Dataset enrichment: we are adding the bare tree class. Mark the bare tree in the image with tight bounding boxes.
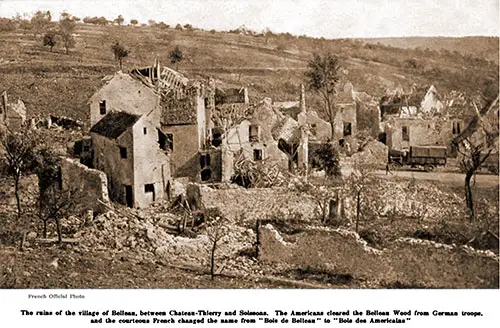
[206,217,228,280]
[304,53,341,137]
[38,184,80,243]
[457,138,494,222]
[114,15,124,26]
[170,45,183,71]
[454,95,499,222]
[111,41,130,70]
[348,163,376,233]
[43,32,56,52]
[0,130,37,218]
[293,178,340,225]
[30,10,51,38]
[263,27,273,44]
[58,12,76,55]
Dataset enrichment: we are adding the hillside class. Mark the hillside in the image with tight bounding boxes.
[357,36,499,64]
[0,24,498,125]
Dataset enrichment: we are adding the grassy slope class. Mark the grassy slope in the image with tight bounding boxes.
[0,24,498,124]
[357,36,499,64]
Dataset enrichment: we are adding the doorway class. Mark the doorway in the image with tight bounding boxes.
[125,185,133,208]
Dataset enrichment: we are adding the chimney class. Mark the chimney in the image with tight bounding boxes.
[300,84,306,113]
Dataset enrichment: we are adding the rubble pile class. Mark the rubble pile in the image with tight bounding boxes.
[77,208,261,275]
[232,156,288,188]
[151,223,260,274]
[369,180,464,220]
[351,138,388,167]
[77,210,158,252]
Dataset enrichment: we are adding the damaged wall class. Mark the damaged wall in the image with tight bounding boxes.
[91,129,134,206]
[334,103,358,150]
[190,184,318,222]
[60,157,109,212]
[162,124,200,180]
[89,72,160,127]
[220,98,290,177]
[304,104,357,150]
[223,119,288,172]
[306,110,331,142]
[259,225,499,288]
[385,117,463,151]
[132,117,171,208]
[1,91,26,131]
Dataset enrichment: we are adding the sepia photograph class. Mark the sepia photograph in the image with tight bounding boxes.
[0,0,498,291]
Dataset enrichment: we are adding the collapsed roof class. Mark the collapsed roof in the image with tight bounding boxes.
[90,111,141,139]
[130,60,200,125]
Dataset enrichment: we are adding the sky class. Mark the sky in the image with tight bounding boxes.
[0,0,498,38]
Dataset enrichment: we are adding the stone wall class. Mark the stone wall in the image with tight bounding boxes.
[259,225,499,288]
[190,184,317,222]
[60,157,109,213]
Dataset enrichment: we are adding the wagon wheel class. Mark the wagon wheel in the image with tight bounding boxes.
[489,166,499,175]
[424,164,435,172]
[389,162,401,171]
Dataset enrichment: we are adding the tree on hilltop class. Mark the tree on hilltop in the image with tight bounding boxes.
[114,15,124,26]
[169,45,183,71]
[111,41,130,70]
[58,12,77,55]
[43,32,56,52]
[31,10,51,38]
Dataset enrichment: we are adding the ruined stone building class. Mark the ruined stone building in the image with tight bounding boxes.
[89,63,214,177]
[90,111,170,208]
[1,90,26,131]
[158,78,213,180]
[199,84,330,181]
[380,85,463,154]
[383,117,464,152]
[275,80,359,153]
[78,61,368,207]
[221,98,290,174]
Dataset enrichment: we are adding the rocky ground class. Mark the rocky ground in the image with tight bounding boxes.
[0,170,498,289]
